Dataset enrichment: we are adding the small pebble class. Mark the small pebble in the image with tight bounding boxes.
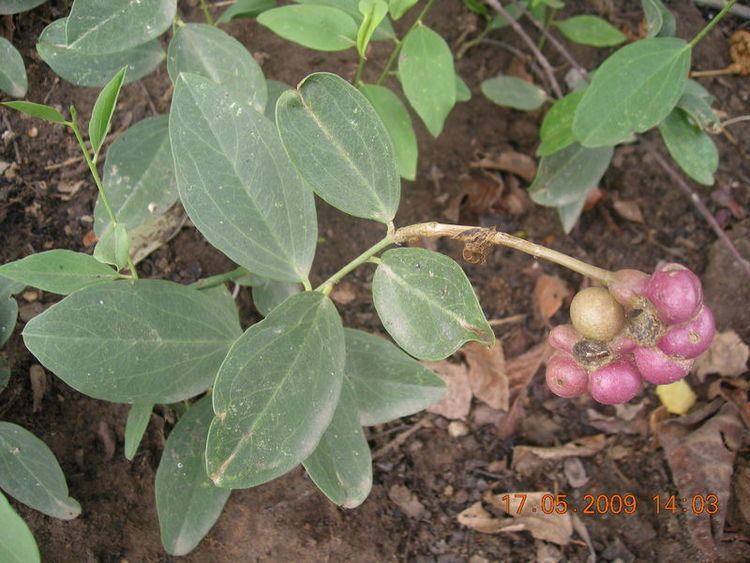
[447,420,469,438]
[28,127,38,138]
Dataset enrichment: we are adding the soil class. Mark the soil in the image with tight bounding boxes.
[1,1,749,562]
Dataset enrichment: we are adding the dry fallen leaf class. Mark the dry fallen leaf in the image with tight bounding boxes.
[130,203,188,264]
[694,330,749,381]
[457,502,525,534]
[512,435,609,476]
[533,275,570,320]
[486,491,573,545]
[470,151,537,183]
[462,341,509,411]
[612,199,644,223]
[424,360,472,420]
[507,342,553,390]
[388,484,426,519]
[29,364,46,413]
[563,457,589,488]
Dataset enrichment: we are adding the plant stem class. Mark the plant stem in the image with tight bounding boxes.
[354,55,366,85]
[317,236,394,294]
[376,0,435,85]
[190,266,249,290]
[689,0,737,48]
[457,22,492,59]
[199,0,215,25]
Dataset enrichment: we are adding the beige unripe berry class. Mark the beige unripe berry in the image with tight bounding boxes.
[570,287,625,342]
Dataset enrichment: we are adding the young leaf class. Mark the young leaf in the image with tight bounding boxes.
[572,38,691,147]
[344,328,445,425]
[399,24,456,137]
[124,402,153,461]
[557,190,588,234]
[65,0,176,53]
[0,37,27,98]
[294,0,396,41]
[0,0,46,14]
[0,250,122,295]
[206,292,345,489]
[264,79,291,123]
[388,0,417,20]
[170,74,317,283]
[356,0,388,58]
[1,101,67,124]
[372,248,494,361]
[0,491,40,563]
[36,18,165,88]
[0,422,81,520]
[455,74,471,103]
[252,279,301,316]
[167,24,268,114]
[93,223,130,271]
[218,0,275,22]
[553,15,626,47]
[529,142,614,207]
[677,81,720,132]
[257,5,357,51]
[538,90,584,156]
[481,74,547,111]
[658,109,718,186]
[276,72,400,223]
[0,290,19,349]
[641,0,676,38]
[88,66,126,155]
[96,115,177,238]
[23,280,241,403]
[359,83,418,181]
[156,396,230,556]
[302,380,372,508]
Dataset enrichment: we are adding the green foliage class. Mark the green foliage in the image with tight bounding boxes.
[0,276,23,349]
[677,79,720,131]
[659,109,718,186]
[538,90,583,156]
[218,0,275,22]
[357,0,388,58]
[0,37,27,98]
[455,75,472,102]
[0,491,40,563]
[481,74,547,111]
[553,15,626,47]
[93,223,131,270]
[124,402,153,460]
[0,0,46,14]
[294,0,396,41]
[89,67,126,155]
[388,0,418,20]
[257,5,357,51]
[641,0,676,38]
[1,101,67,124]
[251,279,301,316]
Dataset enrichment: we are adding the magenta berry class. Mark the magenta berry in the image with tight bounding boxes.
[633,346,693,385]
[549,324,579,354]
[657,306,715,359]
[545,353,589,398]
[644,263,703,325]
[588,357,642,405]
[609,269,649,306]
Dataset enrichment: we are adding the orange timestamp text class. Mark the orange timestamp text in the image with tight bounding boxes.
[500,493,719,516]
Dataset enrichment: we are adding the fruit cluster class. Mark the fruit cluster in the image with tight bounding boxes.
[545,264,715,404]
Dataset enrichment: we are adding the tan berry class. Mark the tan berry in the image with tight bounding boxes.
[570,286,625,342]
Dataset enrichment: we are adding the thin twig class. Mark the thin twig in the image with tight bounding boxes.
[139,81,158,116]
[372,417,432,460]
[693,0,750,19]
[2,114,21,164]
[484,0,563,98]
[480,38,549,86]
[44,155,84,171]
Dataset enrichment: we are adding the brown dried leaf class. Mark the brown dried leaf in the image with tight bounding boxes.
[563,457,589,488]
[28,364,46,413]
[471,151,537,183]
[694,330,749,381]
[512,435,609,475]
[388,484,426,519]
[734,466,750,527]
[507,342,553,390]
[130,203,187,264]
[612,199,644,223]
[485,491,573,545]
[457,502,523,534]
[533,275,570,320]
[462,341,509,411]
[424,360,472,420]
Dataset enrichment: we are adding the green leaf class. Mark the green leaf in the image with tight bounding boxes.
[538,90,584,156]
[294,0,395,41]
[0,422,80,519]
[359,83,418,181]
[455,74,471,103]
[357,0,388,58]
[554,15,626,47]
[677,80,719,132]
[0,358,10,391]
[572,38,691,147]
[23,280,241,403]
[0,250,122,295]
[463,0,487,15]
[170,73,317,283]
[96,115,177,239]
[156,396,230,556]
[388,0,417,20]
[1,101,67,124]
[257,5,357,51]
[529,142,614,207]
[0,278,21,349]
[0,37,27,98]
[557,191,588,234]
[372,248,494,361]
[89,67,126,155]
[658,109,718,186]
[93,223,130,270]
[481,74,547,111]
[167,23,267,114]
[124,402,153,460]
[264,79,291,122]
[0,491,40,563]
[276,72,400,223]
[37,18,165,88]
[0,0,46,15]
[641,0,675,38]
[252,279,301,316]
[489,2,524,29]
[218,0,275,22]
[302,380,371,508]
[206,291,345,489]
[344,328,445,425]
[0,276,24,296]
[65,0,176,53]
[399,24,456,137]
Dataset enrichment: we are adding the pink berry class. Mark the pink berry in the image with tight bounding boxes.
[610,334,636,354]
[633,346,693,385]
[545,353,589,398]
[609,269,649,306]
[645,263,703,325]
[548,324,579,354]
[657,306,715,359]
[588,357,642,405]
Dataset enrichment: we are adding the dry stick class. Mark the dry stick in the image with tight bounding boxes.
[693,0,750,20]
[650,150,750,278]
[372,417,431,460]
[483,0,563,99]
[480,38,548,87]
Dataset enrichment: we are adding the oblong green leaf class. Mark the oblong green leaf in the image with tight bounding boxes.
[0,293,18,348]
[258,5,357,51]
[218,0,275,22]
[641,0,675,38]
[170,73,317,283]
[0,37,27,98]
[1,101,67,124]
[0,422,80,520]
[167,23,267,114]
[554,15,626,47]
[344,328,445,425]
[97,115,177,238]
[294,0,395,41]
[89,66,126,155]
[302,380,371,508]
[372,248,494,361]
[359,83,418,181]
[481,75,547,111]
[0,0,46,15]
[455,74,471,103]
[557,191,588,234]
[124,402,153,460]
[0,250,122,295]
[252,278,301,316]
[276,72,400,223]
[659,109,718,186]
[23,280,241,403]
[388,0,417,20]
[65,0,176,53]
[399,24,456,137]
[93,223,130,270]
[529,142,614,207]
[206,291,345,489]
[538,90,584,156]
[0,491,40,563]
[37,18,165,88]
[156,396,230,556]
[572,38,691,147]
[356,0,388,57]
[677,80,719,132]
